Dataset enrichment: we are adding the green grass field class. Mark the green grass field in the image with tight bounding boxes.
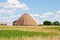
[0,26,60,40]
[0,30,58,38]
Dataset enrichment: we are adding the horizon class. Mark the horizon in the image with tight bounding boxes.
[0,0,60,26]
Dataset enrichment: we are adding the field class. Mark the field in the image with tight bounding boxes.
[0,26,60,40]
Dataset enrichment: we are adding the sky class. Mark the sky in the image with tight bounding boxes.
[0,0,60,26]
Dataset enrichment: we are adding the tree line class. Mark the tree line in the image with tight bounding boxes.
[43,21,60,25]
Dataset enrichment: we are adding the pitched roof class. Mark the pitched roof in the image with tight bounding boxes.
[13,13,37,26]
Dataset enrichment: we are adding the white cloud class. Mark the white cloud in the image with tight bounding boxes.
[0,0,29,10]
[30,14,39,17]
[7,0,19,4]
[0,8,16,14]
[5,9,16,14]
[54,10,60,19]
[20,2,29,10]
[9,15,16,18]
[40,12,54,18]
[0,0,29,14]
[0,9,5,13]
[0,14,1,16]
[55,14,60,18]
[56,10,60,14]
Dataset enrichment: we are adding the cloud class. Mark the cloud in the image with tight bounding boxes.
[5,9,16,14]
[55,15,60,18]
[30,14,39,17]
[56,10,60,14]
[0,0,29,14]
[40,12,54,18]
[54,10,60,19]
[0,8,16,14]
[0,9,5,13]
[0,0,29,10]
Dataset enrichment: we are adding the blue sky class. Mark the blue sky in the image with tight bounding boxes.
[0,0,60,25]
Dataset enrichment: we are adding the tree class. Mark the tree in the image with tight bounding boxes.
[53,21,60,25]
[43,21,52,25]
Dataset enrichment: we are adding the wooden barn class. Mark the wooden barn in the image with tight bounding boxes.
[13,13,37,26]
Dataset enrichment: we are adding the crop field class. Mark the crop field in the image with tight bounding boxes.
[0,26,60,40]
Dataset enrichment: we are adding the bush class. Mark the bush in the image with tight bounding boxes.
[53,21,60,25]
[43,21,52,25]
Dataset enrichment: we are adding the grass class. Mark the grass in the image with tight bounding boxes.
[0,30,58,38]
[44,26,60,30]
[0,25,60,40]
